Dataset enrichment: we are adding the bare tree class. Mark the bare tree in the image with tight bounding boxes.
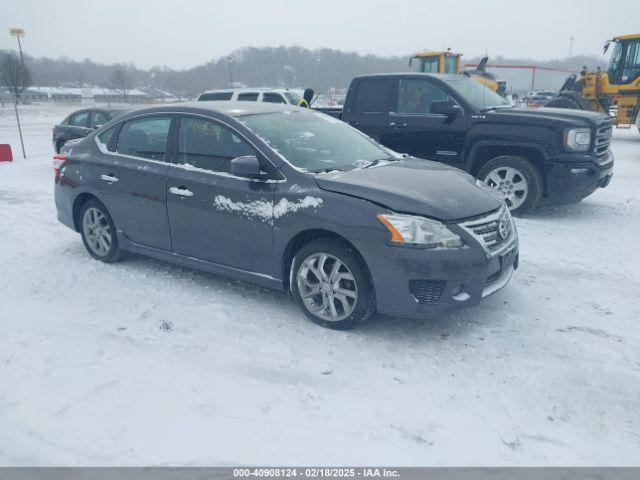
[109,64,132,102]
[0,53,32,102]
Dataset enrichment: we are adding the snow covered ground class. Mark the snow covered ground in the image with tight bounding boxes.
[0,104,639,466]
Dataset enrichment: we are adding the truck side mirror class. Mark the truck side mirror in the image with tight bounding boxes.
[230,155,262,178]
[430,100,463,118]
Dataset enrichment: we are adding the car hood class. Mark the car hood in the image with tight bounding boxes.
[487,107,610,127]
[313,158,502,221]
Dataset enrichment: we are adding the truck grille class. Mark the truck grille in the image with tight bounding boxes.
[460,207,513,253]
[594,122,613,166]
[409,280,444,305]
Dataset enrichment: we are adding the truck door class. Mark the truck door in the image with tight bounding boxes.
[341,78,392,142]
[380,77,467,168]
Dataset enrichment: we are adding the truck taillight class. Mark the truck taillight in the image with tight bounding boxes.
[53,154,67,176]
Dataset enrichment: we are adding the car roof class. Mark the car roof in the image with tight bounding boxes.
[116,101,303,118]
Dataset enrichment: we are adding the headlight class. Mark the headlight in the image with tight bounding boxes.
[377,213,464,248]
[564,128,591,152]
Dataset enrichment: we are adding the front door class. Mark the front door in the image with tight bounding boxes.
[380,78,467,167]
[97,114,172,251]
[166,115,276,275]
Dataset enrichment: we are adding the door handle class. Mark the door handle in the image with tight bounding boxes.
[169,186,194,197]
[388,122,407,128]
[100,174,119,182]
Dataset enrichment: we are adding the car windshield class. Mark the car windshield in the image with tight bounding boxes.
[240,110,399,172]
[443,77,510,110]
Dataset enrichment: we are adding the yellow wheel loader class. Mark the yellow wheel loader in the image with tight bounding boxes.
[546,34,640,129]
[409,49,507,96]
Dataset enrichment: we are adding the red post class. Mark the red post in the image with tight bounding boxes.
[0,144,13,162]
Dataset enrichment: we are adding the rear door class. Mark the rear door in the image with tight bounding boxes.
[165,115,277,274]
[342,78,393,142]
[97,114,173,250]
[380,77,467,167]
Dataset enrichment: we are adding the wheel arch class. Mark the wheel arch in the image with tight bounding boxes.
[281,229,370,291]
[72,192,101,232]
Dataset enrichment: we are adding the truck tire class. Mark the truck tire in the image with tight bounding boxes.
[477,156,543,216]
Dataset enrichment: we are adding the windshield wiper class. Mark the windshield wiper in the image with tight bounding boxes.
[479,105,513,113]
[363,157,398,168]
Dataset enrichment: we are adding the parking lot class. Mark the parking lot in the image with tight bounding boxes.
[1,104,639,465]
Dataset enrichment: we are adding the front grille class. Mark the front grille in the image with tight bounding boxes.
[594,122,613,165]
[460,208,513,253]
[409,280,444,305]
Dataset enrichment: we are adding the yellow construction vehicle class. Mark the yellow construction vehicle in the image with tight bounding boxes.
[546,34,640,128]
[409,49,507,96]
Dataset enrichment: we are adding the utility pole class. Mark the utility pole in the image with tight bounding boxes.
[9,27,27,159]
[569,36,574,58]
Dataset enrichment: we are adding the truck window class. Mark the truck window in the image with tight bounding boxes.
[352,79,390,113]
[396,79,451,114]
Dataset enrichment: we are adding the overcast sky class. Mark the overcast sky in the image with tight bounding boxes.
[1,0,638,70]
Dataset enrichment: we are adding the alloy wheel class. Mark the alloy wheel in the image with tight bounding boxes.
[82,207,112,256]
[484,166,529,210]
[297,253,358,322]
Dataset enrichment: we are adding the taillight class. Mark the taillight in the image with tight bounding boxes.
[53,154,67,176]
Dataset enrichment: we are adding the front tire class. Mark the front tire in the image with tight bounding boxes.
[79,199,121,263]
[477,156,543,216]
[291,239,375,330]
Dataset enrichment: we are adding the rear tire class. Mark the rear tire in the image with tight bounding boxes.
[290,238,375,330]
[79,199,121,263]
[477,156,543,216]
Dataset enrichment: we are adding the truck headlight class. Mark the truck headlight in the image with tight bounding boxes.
[564,128,591,152]
[377,214,464,248]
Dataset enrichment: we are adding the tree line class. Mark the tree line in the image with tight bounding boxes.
[1,45,607,99]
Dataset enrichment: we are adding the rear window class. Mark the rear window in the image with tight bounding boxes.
[68,111,89,127]
[198,92,233,101]
[237,93,259,102]
[116,116,171,161]
[352,79,390,113]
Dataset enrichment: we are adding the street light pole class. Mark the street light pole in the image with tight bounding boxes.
[227,56,234,88]
[9,27,27,159]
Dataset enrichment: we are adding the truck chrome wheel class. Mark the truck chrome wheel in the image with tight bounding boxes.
[297,252,358,322]
[483,166,529,210]
[82,207,112,257]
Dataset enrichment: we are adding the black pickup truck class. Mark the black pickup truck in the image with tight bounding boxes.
[317,73,614,215]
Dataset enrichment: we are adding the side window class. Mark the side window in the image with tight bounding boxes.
[97,128,116,152]
[116,116,171,161]
[396,79,452,114]
[262,93,286,104]
[199,92,233,101]
[237,92,259,101]
[90,112,109,129]
[69,112,89,127]
[352,79,390,113]
[177,116,255,173]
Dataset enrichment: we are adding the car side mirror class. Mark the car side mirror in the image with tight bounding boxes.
[430,100,462,118]
[230,155,262,177]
